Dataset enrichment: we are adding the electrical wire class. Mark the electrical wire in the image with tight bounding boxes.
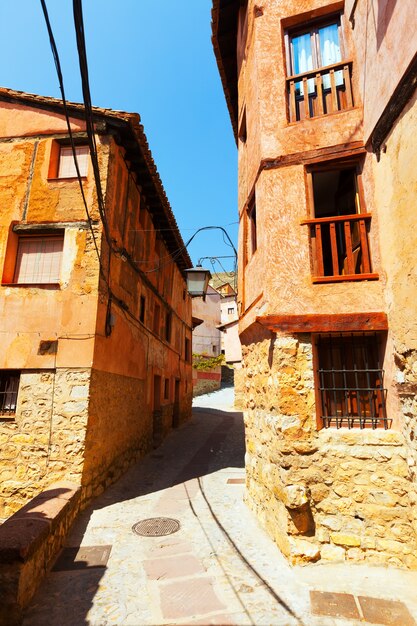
[39,0,105,282]
[42,1,238,330]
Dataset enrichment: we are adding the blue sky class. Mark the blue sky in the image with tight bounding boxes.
[0,1,237,271]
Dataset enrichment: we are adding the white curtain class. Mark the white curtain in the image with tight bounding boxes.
[319,24,343,89]
[292,33,315,95]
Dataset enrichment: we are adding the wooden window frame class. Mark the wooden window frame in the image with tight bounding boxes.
[185,337,191,363]
[139,295,146,324]
[164,378,170,401]
[0,370,20,420]
[165,311,172,343]
[284,13,354,122]
[247,194,257,258]
[5,231,65,287]
[48,140,89,180]
[302,158,378,283]
[313,332,389,430]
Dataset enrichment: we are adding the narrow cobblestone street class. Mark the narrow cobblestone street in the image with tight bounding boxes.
[23,387,417,626]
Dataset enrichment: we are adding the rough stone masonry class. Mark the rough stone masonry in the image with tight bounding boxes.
[242,333,417,568]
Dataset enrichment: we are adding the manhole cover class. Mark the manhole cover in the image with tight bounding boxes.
[132,517,180,537]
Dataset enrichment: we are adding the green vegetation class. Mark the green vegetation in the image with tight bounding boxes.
[192,353,225,371]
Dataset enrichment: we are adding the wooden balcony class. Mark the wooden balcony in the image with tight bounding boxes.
[287,60,354,122]
[300,213,378,283]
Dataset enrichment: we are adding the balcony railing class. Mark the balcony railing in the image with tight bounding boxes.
[287,60,354,122]
[300,213,378,283]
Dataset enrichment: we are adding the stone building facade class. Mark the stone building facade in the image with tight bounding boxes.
[0,88,193,518]
[212,1,417,566]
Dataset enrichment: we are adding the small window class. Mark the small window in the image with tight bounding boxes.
[164,378,170,400]
[153,303,161,335]
[227,307,234,315]
[165,312,172,343]
[14,234,64,284]
[212,345,217,354]
[140,295,146,324]
[248,198,257,255]
[316,333,388,429]
[58,145,89,178]
[185,337,191,363]
[238,107,247,143]
[0,370,20,417]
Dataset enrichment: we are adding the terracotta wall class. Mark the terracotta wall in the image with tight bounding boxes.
[0,103,101,370]
[345,0,417,142]
[0,102,193,513]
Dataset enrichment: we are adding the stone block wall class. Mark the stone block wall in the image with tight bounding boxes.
[81,369,151,502]
[192,369,221,398]
[242,330,417,568]
[0,369,90,518]
[0,481,81,626]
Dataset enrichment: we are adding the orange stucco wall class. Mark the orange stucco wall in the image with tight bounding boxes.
[345,0,417,143]
[236,1,387,335]
[0,102,100,370]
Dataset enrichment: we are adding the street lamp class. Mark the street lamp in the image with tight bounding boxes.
[184,265,212,298]
[183,226,237,299]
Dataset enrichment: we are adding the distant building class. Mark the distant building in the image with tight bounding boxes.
[218,289,242,366]
[212,0,417,567]
[0,88,193,518]
[192,285,222,395]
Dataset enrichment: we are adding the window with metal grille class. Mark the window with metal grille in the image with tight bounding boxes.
[58,145,89,178]
[0,370,20,416]
[316,333,388,429]
[14,235,64,284]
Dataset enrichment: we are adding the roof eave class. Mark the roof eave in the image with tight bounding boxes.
[211,0,239,143]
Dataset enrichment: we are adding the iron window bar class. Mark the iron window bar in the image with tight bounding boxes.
[317,333,389,429]
[0,371,19,416]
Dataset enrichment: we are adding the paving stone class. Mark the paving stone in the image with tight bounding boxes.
[143,554,205,580]
[358,596,416,626]
[153,498,188,515]
[52,545,112,571]
[159,577,226,620]
[146,539,193,557]
[188,614,235,625]
[310,590,360,620]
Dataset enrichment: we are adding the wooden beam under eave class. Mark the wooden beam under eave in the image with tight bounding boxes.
[256,312,388,334]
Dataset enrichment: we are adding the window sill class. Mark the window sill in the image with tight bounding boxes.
[312,273,379,284]
[318,429,401,443]
[2,282,61,289]
[47,176,87,182]
[285,105,360,127]
[0,414,16,421]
